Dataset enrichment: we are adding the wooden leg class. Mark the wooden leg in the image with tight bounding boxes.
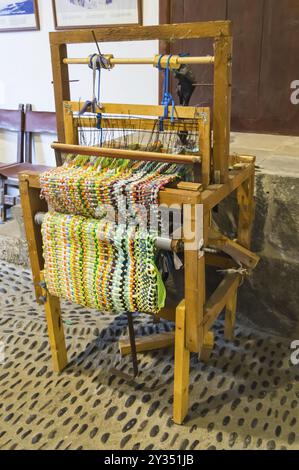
[41,273,68,373]
[173,300,190,425]
[199,331,214,363]
[19,175,47,302]
[224,285,238,341]
[184,203,206,354]
[237,173,255,249]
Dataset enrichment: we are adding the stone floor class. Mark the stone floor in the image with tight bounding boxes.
[0,260,298,450]
[231,132,299,176]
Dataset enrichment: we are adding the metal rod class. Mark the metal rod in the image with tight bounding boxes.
[34,212,183,252]
[51,142,202,165]
[63,55,215,66]
[126,312,138,378]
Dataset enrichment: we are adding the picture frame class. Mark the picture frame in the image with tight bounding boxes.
[52,0,142,31]
[0,0,40,32]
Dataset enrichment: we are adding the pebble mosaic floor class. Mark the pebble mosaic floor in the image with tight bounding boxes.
[0,261,298,450]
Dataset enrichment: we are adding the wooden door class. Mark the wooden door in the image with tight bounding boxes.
[160,0,299,135]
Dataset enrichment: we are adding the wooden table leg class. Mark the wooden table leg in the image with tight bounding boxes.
[173,300,190,425]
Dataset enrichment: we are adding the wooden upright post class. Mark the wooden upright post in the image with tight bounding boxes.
[213,36,233,184]
[184,200,205,354]
[50,43,70,142]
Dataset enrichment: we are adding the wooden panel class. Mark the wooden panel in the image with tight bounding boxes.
[50,22,231,45]
[227,0,264,130]
[167,0,299,135]
[170,0,227,108]
[257,0,299,135]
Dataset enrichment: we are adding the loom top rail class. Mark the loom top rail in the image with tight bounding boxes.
[63,54,215,67]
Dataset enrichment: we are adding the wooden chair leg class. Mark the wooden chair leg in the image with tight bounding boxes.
[173,300,190,425]
[224,286,238,341]
[0,178,7,223]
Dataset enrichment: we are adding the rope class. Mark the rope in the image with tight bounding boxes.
[79,53,111,115]
[217,264,249,286]
[156,54,175,131]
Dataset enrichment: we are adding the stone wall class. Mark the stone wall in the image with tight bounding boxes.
[240,173,299,338]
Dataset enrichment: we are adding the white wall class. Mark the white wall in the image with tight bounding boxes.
[0,0,159,165]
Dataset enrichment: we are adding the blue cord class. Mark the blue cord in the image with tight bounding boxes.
[156,54,175,131]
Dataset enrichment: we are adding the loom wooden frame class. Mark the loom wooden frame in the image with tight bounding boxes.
[19,21,257,425]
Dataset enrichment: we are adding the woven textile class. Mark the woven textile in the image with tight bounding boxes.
[40,156,185,314]
[42,212,166,314]
[40,156,184,222]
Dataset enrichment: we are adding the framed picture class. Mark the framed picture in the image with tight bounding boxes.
[0,0,40,32]
[52,0,142,30]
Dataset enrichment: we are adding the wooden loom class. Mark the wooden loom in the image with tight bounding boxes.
[19,21,259,425]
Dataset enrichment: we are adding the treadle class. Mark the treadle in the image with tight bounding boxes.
[119,331,175,356]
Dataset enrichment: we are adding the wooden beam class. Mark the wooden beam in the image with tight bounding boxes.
[50,22,232,46]
[51,142,201,165]
[237,173,255,249]
[184,203,205,353]
[199,331,215,363]
[201,164,255,212]
[205,252,238,270]
[66,101,209,120]
[203,273,240,334]
[50,44,70,142]
[200,109,211,187]
[213,36,233,183]
[173,300,190,425]
[40,272,68,373]
[19,175,47,302]
[119,331,175,356]
[208,228,260,269]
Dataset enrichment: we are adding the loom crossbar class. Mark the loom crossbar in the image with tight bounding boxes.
[64,55,215,68]
[51,142,202,165]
